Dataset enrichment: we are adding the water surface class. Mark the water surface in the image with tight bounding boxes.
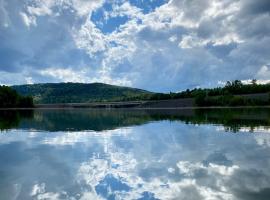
[0,108,270,200]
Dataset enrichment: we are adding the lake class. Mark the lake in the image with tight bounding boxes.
[0,108,270,200]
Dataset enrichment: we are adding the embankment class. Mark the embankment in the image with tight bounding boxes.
[36,98,194,109]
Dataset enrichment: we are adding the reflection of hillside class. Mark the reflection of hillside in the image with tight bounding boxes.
[1,108,270,132]
[20,110,153,132]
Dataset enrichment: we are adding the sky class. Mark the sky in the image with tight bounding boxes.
[0,0,270,92]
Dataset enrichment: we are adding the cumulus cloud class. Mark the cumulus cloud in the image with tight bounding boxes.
[0,0,270,91]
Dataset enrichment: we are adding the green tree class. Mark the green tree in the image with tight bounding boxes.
[0,85,34,108]
[252,79,257,85]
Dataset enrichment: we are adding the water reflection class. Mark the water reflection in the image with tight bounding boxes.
[1,108,270,132]
[0,110,33,131]
[0,109,270,199]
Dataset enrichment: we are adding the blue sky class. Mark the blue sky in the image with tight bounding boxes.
[0,0,270,92]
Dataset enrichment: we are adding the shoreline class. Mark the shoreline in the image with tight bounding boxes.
[1,97,269,110]
[1,105,270,110]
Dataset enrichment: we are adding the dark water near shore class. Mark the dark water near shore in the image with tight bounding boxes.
[0,108,270,200]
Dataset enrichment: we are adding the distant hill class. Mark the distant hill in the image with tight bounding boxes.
[12,83,152,104]
[11,80,270,106]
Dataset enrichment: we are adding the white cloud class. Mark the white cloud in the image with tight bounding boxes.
[69,0,252,90]
[73,19,107,56]
[30,183,61,200]
[27,2,53,17]
[1,0,270,91]
[256,65,270,79]
[25,76,34,84]
[169,35,178,42]
[39,68,90,83]
[205,0,240,18]
[70,0,104,16]
[20,12,36,27]
[25,0,104,17]
[110,1,143,19]
[179,34,208,49]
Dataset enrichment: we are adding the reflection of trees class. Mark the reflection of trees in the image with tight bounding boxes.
[0,108,270,132]
[0,110,34,131]
[140,108,270,133]
[185,108,270,133]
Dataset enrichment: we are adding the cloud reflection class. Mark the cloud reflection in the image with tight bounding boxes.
[0,121,270,199]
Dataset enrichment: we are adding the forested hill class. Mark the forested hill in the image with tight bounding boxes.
[11,80,270,106]
[12,83,152,104]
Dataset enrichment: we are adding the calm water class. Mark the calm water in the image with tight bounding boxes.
[0,108,270,200]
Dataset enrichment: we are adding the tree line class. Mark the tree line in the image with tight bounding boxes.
[122,80,270,106]
[0,85,34,108]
